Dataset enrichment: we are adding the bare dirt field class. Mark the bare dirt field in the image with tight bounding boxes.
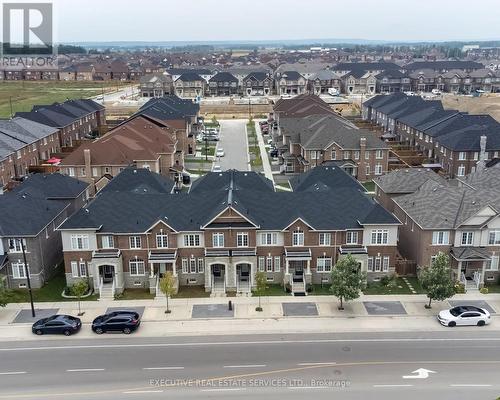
[441,93,500,122]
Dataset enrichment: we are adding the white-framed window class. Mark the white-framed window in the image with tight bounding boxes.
[331,149,337,160]
[473,152,479,160]
[101,235,114,249]
[68,167,75,177]
[12,262,28,279]
[212,232,224,247]
[79,261,87,277]
[189,257,197,273]
[365,151,370,160]
[461,231,474,246]
[488,230,500,245]
[353,151,360,160]
[197,258,204,273]
[432,231,449,245]
[71,234,89,250]
[92,167,98,177]
[376,150,383,159]
[274,256,281,272]
[457,165,466,177]
[183,234,200,247]
[156,232,168,248]
[71,261,79,278]
[8,238,25,253]
[292,230,304,246]
[346,231,358,245]
[129,259,145,276]
[237,232,249,247]
[486,256,499,271]
[316,257,332,272]
[371,229,388,245]
[458,152,466,160]
[367,257,373,272]
[343,151,350,160]
[382,256,389,272]
[258,256,265,272]
[181,258,188,273]
[319,233,331,246]
[310,150,319,160]
[374,164,383,175]
[365,165,370,175]
[266,257,273,272]
[129,236,142,249]
[374,256,382,272]
[260,232,278,246]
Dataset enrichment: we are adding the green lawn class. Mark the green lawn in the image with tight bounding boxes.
[173,286,210,298]
[485,283,500,293]
[253,284,289,296]
[115,289,154,300]
[363,277,424,295]
[8,268,98,303]
[309,284,333,295]
[0,81,121,117]
[362,181,375,192]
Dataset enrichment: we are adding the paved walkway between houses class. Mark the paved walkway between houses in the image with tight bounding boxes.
[217,120,250,171]
[254,119,274,183]
[1,293,500,341]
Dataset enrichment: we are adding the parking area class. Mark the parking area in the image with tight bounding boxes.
[363,301,407,315]
[214,120,249,171]
[448,300,496,314]
[192,304,235,318]
[282,302,319,316]
[13,309,59,323]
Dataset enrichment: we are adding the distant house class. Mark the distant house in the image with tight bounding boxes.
[75,63,95,81]
[139,73,173,98]
[208,72,238,96]
[59,65,77,81]
[0,173,89,289]
[242,72,273,96]
[275,71,307,95]
[307,70,342,95]
[174,72,206,99]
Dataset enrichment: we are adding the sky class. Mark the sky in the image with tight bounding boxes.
[47,0,500,43]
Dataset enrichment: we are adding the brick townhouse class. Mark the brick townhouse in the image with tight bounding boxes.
[0,118,60,187]
[273,95,390,180]
[15,99,106,147]
[0,173,89,289]
[58,115,181,194]
[362,93,500,177]
[374,165,500,290]
[58,166,399,298]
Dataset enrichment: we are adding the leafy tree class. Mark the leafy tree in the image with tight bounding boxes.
[419,252,456,308]
[0,285,11,308]
[71,280,89,316]
[254,271,268,312]
[159,272,176,314]
[330,254,366,310]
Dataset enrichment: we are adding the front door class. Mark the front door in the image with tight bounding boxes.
[102,265,114,283]
[237,264,250,282]
[293,266,304,282]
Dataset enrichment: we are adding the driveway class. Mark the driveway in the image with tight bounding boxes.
[214,120,249,171]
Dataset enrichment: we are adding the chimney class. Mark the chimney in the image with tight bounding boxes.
[477,135,488,169]
[359,137,367,180]
[83,148,92,180]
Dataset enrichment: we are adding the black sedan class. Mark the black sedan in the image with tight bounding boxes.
[91,310,141,334]
[32,315,81,336]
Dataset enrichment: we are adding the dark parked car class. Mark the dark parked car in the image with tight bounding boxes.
[32,315,81,336]
[270,149,279,158]
[92,310,141,334]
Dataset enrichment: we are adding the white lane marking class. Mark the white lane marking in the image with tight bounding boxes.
[201,388,246,392]
[3,337,500,352]
[223,364,266,368]
[450,384,492,387]
[66,368,105,372]
[0,371,26,375]
[142,367,185,370]
[374,384,414,388]
[297,362,336,366]
[288,386,332,390]
[123,390,164,394]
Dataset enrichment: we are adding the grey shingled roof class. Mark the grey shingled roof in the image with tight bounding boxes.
[374,168,448,194]
[100,167,174,194]
[10,173,88,199]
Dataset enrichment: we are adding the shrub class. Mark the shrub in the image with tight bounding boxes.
[480,287,489,294]
[454,282,466,294]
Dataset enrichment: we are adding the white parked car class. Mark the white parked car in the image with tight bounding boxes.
[431,89,442,95]
[212,165,222,173]
[438,305,491,327]
[216,148,225,157]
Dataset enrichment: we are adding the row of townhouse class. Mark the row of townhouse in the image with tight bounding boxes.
[0,174,89,289]
[59,166,400,297]
[271,94,390,181]
[374,165,500,290]
[0,99,105,188]
[362,93,500,178]
[58,95,202,193]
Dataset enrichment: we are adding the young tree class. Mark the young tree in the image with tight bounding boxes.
[159,272,176,314]
[71,279,89,316]
[254,271,268,312]
[330,254,366,310]
[419,252,456,308]
[0,285,11,308]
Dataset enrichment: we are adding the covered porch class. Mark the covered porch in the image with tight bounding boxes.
[91,249,124,299]
[451,247,490,291]
[148,250,178,297]
[284,248,312,294]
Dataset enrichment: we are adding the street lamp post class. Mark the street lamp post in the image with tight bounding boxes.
[10,239,35,317]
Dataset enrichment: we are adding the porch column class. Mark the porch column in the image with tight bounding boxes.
[285,259,289,274]
[250,263,255,287]
[457,261,462,281]
[482,260,487,283]
[149,262,154,277]
[172,262,177,277]
[306,260,311,274]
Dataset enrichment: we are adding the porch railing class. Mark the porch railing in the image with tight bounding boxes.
[98,277,104,295]
[111,278,116,298]
[155,274,160,297]
[473,271,482,289]
[460,272,467,288]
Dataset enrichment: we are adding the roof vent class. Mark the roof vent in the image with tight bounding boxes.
[85,208,89,213]
[133,169,137,174]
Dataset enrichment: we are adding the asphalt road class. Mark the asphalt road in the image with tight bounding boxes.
[0,331,499,399]
[214,120,249,171]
